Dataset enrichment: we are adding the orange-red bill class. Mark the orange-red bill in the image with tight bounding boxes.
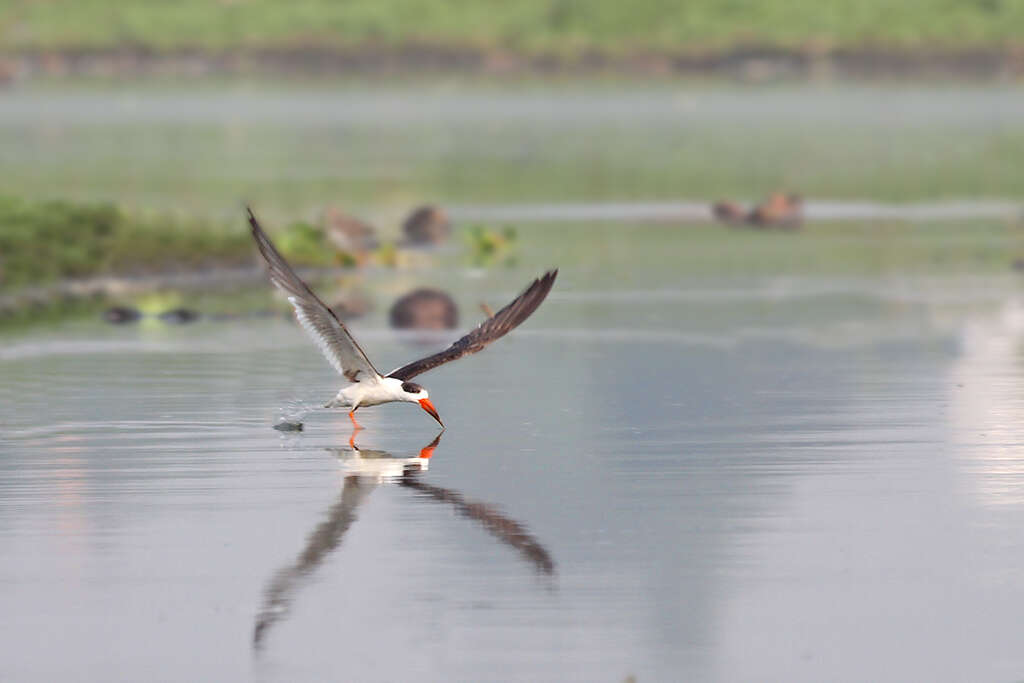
[418,398,443,427]
[419,433,443,459]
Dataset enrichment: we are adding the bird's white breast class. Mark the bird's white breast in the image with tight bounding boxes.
[335,376,408,408]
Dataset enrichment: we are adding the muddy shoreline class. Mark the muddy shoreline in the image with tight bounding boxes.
[3,44,1024,82]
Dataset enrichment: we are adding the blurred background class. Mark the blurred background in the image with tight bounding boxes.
[2,0,1024,326]
[3,3,1024,682]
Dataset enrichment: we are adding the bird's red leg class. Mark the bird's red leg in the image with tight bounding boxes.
[348,409,363,430]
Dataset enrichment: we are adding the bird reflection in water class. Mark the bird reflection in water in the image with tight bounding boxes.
[253,431,555,649]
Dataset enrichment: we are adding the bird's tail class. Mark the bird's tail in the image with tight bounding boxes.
[324,395,351,409]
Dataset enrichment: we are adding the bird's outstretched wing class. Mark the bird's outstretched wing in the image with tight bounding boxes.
[248,207,381,383]
[388,270,557,381]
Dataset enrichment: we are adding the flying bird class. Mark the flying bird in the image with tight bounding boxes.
[247,207,557,428]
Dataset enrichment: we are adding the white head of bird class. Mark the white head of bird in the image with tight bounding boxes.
[394,379,441,426]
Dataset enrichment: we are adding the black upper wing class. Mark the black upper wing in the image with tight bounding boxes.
[387,269,557,381]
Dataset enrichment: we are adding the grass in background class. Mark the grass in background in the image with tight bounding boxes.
[3,84,1024,215]
[0,195,252,291]
[512,219,1024,281]
[2,0,1024,54]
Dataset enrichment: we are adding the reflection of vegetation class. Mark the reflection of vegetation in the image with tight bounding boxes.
[0,196,250,292]
[5,0,1024,54]
[463,224,518,268]
[134,291,184,315]
[0,294,108,330]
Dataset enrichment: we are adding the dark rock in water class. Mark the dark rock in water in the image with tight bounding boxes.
[273,421,304,432]
[390,288,458,330]
[1012,259,1024,272]
[158,308,201,324]
[103,306,142,324]
[324,206,378,253]
[402,205,451,246]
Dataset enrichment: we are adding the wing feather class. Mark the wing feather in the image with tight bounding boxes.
[248,207,381,382]
[388,270,557,381]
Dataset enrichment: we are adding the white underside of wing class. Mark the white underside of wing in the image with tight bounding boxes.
[289,296,379,383]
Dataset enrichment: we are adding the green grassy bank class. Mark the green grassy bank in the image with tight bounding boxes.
[2,0,1023,58]
[0,195,252,292]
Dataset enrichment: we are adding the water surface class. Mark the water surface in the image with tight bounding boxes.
[3,264,1024,681]
[4,78,1024,681]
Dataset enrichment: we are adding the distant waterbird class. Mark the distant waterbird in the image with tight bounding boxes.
[711,192,804,229]
[402,204,451,245]
[749,192,803,228]
[711,200,748,225]
[323,206,378,254]
[247,207,557,428]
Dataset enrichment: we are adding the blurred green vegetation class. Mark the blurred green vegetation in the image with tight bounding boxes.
[463,224,518,267]
[274,221,334,267]
[276,221,360,267]
[1,0,1023,54]
[512,219,1024,279]
[4,85,1024,215]
[2,194,1021,299]
[0,195,251,291]
[0,194,375,297]
[2,193,1022,329]
[0,292,109,329]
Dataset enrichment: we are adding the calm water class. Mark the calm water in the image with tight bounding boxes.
[3,265,1024,681]
[3,79,1024,680]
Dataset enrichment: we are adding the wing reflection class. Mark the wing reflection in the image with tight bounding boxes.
[399,470,556,575]
[252,473,374,649]
[253,431,555,650]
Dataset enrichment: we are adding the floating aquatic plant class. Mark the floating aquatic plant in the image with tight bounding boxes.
[463,224,518,267]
